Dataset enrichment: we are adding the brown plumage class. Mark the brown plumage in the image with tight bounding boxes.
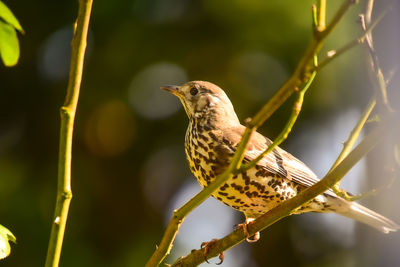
[161,80,399,234]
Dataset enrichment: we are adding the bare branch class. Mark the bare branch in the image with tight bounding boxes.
[361,0,393,110]
[44,1,93,266]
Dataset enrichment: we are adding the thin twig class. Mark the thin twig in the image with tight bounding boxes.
[365,0,374,24]
[330,98,376,200]
[361,0,392,110]
[240,70,317,172]
[317,9,386,71]
[331,0,393,201]
[145,1,356,266]
[315,0,357,40]
[172,120,388,267]
[44,1,93,267]
[318,0,327,31]
[329,98,376,173]
[245,0,355,130]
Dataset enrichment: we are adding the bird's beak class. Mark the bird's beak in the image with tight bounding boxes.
[160,85,181,96]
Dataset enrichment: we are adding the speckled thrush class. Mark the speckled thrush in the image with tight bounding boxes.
[161,81,399,237]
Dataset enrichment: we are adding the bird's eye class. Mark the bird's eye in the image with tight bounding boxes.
[190,86,198,96]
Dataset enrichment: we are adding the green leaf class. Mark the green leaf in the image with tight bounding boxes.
[0,20,19,66]
[0,224,16,260]
[0,1,24,33]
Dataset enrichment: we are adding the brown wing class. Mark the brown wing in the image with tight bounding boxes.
[214,125,336,196]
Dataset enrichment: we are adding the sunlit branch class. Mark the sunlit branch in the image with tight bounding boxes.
[361,0,392,110]
[44,1,93,267]
[240,70,317,172]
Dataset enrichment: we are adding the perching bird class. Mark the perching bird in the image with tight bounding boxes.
[161,80,399,239]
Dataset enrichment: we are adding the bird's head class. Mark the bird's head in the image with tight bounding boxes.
[161,81,240,125]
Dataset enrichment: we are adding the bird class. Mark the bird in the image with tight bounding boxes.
[161,80,400,240]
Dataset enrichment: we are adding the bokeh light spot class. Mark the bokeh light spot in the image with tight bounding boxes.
[132,0,189,23]
[38,26,93,83]
[142,146,184,212]
[38,27,73,82]
[85,100,135,157]
[228,51,288,101]
[128,62,187,119]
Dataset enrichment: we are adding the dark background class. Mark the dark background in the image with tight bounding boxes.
[1,0,400,266]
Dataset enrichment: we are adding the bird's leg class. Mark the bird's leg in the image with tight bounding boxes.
[237,218,260,243]
[201,238,224,265]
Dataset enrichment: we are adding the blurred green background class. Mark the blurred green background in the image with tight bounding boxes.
[1,0,400,266]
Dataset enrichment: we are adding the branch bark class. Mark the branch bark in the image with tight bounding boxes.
[44,1,93,266]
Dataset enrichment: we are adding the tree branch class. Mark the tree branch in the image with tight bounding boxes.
[317,8,386,71]
[330,98,376,173]
[331,98,376,199]
[317,0,327,32]
[240,69,317,172]
[44,1,93,267]
[361,0,392,110]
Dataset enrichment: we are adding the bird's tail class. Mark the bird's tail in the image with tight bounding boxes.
[336,200,400,234]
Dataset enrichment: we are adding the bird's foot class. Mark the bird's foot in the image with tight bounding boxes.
[201,238,224,265]
[237,218,260,243]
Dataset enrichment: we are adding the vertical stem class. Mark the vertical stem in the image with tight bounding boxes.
[318,0,327,31]
[365,0,374,24]
[44,1,93,267]
[362,0,391,110]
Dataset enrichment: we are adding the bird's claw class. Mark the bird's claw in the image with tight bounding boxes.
[237,219,260,243]
[201,238,224,265]
[246,231,260,242]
